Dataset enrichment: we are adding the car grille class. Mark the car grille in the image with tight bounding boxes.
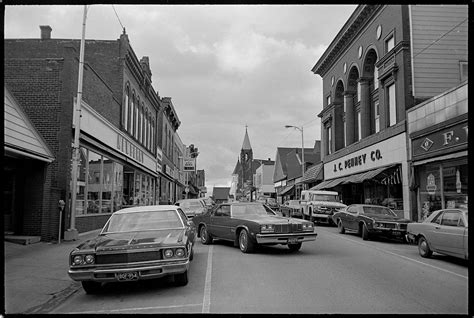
[316,207,337,214]
[273,223,303,233]
[378,223,408,230]
[96,251,162,264]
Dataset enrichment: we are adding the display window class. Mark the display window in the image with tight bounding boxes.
[417,158,467,220]
[73,146,155,215]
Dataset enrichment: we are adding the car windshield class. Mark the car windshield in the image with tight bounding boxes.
[362,206,396,216]
[312,194,338,201]
[102,210,183,233]
[183,201,202,208]
[232,204,274,217]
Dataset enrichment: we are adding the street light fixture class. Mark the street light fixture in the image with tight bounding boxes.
[285,125,305,198]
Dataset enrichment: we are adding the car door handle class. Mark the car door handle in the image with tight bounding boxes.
[435,226,440,229]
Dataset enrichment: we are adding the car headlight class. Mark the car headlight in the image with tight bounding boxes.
[374,222,384,228]
[261,224,275,233]
[303,223,314,231]
[72,254,95,266]
[175,248,185,258]
[84,254,95,264]
[164,249,174,258]
[72,255,83,266]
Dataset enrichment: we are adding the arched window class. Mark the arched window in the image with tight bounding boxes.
[145,111,149,150]
[151,118,155,152]
[141,103,145,144]
[137,102,142,142]
[129,92,135,134]
[134,96,139,138]
[124,85,129,131]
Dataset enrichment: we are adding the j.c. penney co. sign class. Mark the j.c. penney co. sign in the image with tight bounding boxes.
[324,133,407,179]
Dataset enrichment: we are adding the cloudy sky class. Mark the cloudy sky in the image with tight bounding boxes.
[4,4,357,191]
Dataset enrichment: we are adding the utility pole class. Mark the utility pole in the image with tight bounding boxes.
[66,5,88,241]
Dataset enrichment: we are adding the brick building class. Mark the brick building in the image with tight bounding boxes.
[4,26,165,240]
[312,5,467,220]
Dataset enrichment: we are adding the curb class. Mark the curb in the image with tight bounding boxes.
[22,281,82,314]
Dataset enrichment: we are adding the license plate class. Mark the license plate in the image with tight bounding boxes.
[392,231,401,236]
[288,238,298,244]
[116,271,138,281]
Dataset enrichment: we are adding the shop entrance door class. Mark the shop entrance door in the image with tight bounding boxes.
[3,161,19,234]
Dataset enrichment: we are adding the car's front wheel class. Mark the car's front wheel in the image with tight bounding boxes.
[337,219,345,234]
[81,281,102,294]
[418,236,433,258]
[239,229,255,253]
[200,225,213,245]
[174,271,188,286]
[288,242,302,252]
[361,223,370,240]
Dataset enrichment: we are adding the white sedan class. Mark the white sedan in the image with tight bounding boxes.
[407,208,468,260]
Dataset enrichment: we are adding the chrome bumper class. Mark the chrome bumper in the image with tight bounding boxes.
[256,232,317,244]
[68,260,190,282]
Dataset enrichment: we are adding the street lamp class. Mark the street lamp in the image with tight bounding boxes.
[285,125,305,198]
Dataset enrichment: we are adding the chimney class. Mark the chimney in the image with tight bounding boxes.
[40,25,52,40]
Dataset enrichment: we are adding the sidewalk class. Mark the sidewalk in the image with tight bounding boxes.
[3,229,101,314]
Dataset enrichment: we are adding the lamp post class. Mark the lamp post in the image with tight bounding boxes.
[67,5,88,241]
[285,125,305,198]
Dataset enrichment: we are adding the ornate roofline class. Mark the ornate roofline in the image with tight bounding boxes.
[312,5,383,77]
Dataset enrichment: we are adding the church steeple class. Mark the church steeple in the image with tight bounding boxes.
[241,125,252,150]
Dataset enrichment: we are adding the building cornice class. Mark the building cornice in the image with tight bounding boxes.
[312,5,383,77]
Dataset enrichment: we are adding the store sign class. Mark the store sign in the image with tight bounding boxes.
[412,122,468,158]
[117,135,144,164]
[156,147,163,172]
[324,133,407,179]
[332,149,383,172]
[183,158,196,171]
[165,164,173,176]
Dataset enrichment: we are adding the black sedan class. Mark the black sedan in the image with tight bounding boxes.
[68,205,195,294]
[332,204,410,241]
[192,202,317,253]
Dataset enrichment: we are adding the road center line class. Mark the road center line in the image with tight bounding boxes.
[62,303,203,314]
[202,245,213,313]
[329,232,468,280]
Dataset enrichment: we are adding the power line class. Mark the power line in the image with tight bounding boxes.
[112,5,125,31]
[413,18,467,59]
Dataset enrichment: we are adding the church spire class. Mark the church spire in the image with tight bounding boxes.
[241,125,252,150]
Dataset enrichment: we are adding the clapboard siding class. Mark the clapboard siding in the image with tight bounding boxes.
[4,88,54,159]
[411,5,468,98]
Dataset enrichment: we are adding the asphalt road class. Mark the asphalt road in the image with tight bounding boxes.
[51,225,469,314]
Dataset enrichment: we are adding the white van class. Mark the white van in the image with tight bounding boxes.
[301,190,347,225]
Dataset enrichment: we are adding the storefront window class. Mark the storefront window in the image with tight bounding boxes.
[417,158,467,220]
[76,147,88,216]
[87,150,102,214]
[442,159,468,209]
[101,156,113,213]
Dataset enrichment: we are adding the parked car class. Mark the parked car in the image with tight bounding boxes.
[68,205,196,294]
[407,208,468,260]
[300,190,346,225]
[257,197,280,211]
[332,204,410,241]
[280,200,304,218]
[175,198,207,218]
[192,201,317,253]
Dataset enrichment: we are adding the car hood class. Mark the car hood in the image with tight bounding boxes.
[237,215,310,224]
[364,213,410,223]
[76,229,186,251]
[310,201,346,208]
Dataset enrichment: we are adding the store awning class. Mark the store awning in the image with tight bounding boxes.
[302,163,323,183]
[311,165,398,190]
[280,185,295,195]
[311,177,345,190]
[342,165,396,184]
